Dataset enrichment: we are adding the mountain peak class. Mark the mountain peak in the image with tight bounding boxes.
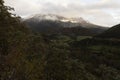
[27,14,66,21]
[26,14,88,23]
[25,13,107,30]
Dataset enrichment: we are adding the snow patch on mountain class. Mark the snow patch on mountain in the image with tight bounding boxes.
[26,14,88,24]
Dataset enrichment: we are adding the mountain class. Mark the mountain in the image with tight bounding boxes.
[97,24,120,39]
[24,14,108,36]
[26,14,66,22]
[25,14,86,23]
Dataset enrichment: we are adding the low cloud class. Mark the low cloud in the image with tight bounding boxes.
[4,0,120,26]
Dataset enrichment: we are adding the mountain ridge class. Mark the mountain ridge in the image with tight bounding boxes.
[24,14,108,36]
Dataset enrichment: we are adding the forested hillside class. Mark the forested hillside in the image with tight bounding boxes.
[97,24,120,39]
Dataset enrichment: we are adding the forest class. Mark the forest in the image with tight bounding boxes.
[0,0,120,80]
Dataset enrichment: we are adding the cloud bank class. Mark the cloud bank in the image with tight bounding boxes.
[4,0,120,27]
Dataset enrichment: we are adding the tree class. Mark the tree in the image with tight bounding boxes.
[0,0,29,79]
[0,0,13,79]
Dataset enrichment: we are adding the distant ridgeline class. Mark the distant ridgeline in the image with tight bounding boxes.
[96,24,120,39]
[77,24,120,46]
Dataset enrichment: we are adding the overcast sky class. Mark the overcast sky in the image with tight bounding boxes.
[4,0,120,27]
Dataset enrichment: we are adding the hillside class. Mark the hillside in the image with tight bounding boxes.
[97,24,120,39]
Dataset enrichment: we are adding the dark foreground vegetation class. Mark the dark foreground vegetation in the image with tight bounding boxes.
[0,0,120,80]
